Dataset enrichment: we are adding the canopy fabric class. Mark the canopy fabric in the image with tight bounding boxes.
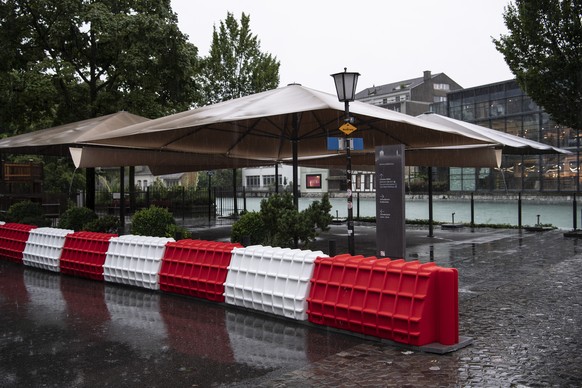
[83,84,497,163]
[292,145,503,171]
[0,111,150,156]
[69,146,268,173]
[416,112,571,155]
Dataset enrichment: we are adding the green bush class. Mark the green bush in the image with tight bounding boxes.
[58,207,98,231]
[6,200,49,226]
[231,193,333,248]
[131,205,176,237]
[83,215,120,233]
[166,223,191,240]
[231,211,266,245]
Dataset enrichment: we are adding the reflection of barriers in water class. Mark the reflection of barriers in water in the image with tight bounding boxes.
[23,269,67,327]
[104,286,167,353]
[0,262,29,314]
[160,295,234,362]
[60,275,110,328]
[226,311,308,370]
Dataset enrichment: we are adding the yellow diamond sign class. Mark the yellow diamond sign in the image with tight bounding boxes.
[339,122,357,135]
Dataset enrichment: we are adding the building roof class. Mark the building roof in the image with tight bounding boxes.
[356,72,443,99]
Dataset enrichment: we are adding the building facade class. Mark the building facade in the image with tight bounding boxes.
[432,79,577,192]
[356,70,463,116]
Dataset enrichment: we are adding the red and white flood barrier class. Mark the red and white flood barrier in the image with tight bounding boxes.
[0,222,462,350]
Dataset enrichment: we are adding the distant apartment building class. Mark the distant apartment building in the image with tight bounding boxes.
[355,70,463,116]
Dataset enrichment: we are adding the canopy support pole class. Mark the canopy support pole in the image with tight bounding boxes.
[119,166,125,234]
[232,168,238,216]
[428,166,434,238]
[292,113,299,210]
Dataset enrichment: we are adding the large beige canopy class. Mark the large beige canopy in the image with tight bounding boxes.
[80,84,498,169]
[416,112,570,155]
[0,111,150,156]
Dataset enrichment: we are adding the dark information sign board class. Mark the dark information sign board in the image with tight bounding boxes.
[375,145,405,258]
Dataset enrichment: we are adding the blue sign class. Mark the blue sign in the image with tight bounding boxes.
[327,137,364,151]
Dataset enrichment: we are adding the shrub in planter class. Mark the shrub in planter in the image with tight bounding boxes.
[58,207,98,231]
[131,205,176,237]
[166,223,191,240]
[6,200,50,226]
[231,211,266,245]
[83,215,121,233]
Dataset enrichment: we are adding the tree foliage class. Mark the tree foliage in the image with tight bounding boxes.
[196,168,242,190]
[197,12,280,105]
[493,0,582,129]
[0,0,201,136]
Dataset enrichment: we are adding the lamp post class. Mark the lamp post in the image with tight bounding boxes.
[331,68,360,256]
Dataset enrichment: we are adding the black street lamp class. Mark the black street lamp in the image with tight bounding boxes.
[331,68,360,256]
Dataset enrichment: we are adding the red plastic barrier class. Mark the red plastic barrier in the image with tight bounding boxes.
[0,223,37,263]
[59,232,117,281]
[159,239,242,302]
[306,254,459,346]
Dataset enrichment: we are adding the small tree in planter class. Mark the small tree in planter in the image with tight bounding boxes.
[131,205,190,239]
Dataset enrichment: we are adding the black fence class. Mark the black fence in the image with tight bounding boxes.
[94,186,256,220]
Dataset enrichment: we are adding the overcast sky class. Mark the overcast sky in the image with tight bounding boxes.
[171,0,515,94]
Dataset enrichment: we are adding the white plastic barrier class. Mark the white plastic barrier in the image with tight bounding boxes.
[22,227,74,272]
[0,221,4,225]
[224,245,327,320]
[103,235,174,290]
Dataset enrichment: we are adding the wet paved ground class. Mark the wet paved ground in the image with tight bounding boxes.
[1,221,581,387]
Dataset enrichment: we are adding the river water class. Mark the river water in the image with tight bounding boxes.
[240,196,579,230]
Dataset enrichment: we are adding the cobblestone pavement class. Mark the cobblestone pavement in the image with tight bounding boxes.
[243,226,582,387]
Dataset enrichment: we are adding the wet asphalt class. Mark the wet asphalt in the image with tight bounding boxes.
[1,221,581,387]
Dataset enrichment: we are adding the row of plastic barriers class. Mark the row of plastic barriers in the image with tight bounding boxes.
[0,222,459,347]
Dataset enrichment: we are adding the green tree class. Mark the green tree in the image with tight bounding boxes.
[0,0,201,136]
[493,0,582,130]
[196,169,242,190]
[197,12,280,106]
[43,157,86,196]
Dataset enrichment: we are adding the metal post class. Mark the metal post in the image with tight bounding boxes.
[129,166,135,215]
[518,192,522,229]
[208,173,212,222]
[345,101,355,256]
[573,193,577,230]
[119,166,125,233]
[181,186,185,225]
[428,167,434,237]
[232,168,238,216]
[275,163,279,194]
[243,186,247,212]
[328,240,336,257]
[357,191,360,219]
[292,113,299,210]
[470,192,475,227]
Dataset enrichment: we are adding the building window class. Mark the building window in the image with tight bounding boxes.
[246,175,260,187]
[434,83,450,90]
[263,175,276,186]
[305,174,322,189]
